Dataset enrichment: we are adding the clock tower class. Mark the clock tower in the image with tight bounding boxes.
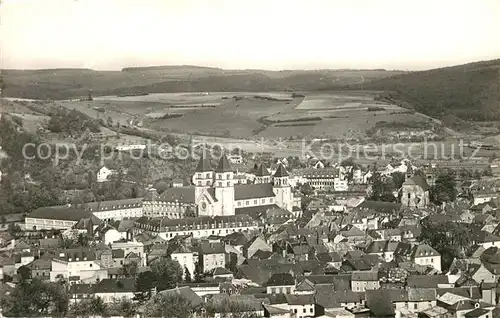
[214,153,235,216]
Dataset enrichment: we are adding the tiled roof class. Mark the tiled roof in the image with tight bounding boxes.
[273,163,289,177]
[255,163,270,177]
[351,270,378,281]
[284,294,314,305]
[157,187,196,204]
[199,241,225,255]
[195,150,213,172]
[29,205,94,221]
[266,273,294,286]
[406,275,448,288]
[93,278,135,293]
[411,244,440,258]
[159,286,203,308]
[357,200,402,213]
[55,248,97,262]
[82,198,143,212]
[215,154,232,173]
[234,184,275,200]
[404,175,431,191]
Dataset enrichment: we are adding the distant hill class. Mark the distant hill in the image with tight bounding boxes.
[0,66,402,100]
[341,59,500,122]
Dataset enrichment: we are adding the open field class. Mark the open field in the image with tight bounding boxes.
[54,91,435,140]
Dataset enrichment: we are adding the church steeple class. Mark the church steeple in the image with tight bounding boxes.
[193,148,213,188]
[255,163,271,184]
[215,153,232,173]
[195,149,213,172]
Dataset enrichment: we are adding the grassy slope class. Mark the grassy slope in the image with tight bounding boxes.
[1,66,402,100]
[350,59,500,121]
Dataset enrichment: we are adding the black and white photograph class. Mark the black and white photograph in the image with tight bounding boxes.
[0,0,499,317]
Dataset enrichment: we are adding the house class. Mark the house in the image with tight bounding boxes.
[199,241,225,273]
[133,215,261,241]
[95,224,123,245]
[243,236,272,259]
[351,271,380,292]
[228,155,243,164]
[69,278,135,303]
[50,248,101,282]
[266,273,295,294]
[111,240,145,266]
[365,240,400,262]
[179,282,220,297]
[171,245,196,280]
[401,171,431,209]
[97,166,116,183]
[411,244,442,272]
[0,232,14,249]
[27,258,51,280]
[285,294,315,318]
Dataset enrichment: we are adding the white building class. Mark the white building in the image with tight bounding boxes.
[97,166,117,183]
[228,155,243,164]
[115,144,147,151]
[144,152,296,218]
[25,206,102,231]
[50,248,101,281]
[171,246,196,280]
[133,215,261,241]
[111,240,146,266]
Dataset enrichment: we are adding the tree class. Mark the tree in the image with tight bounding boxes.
[150,258,183,292]
[430,173,457,205]
[299,183,314,196]
[120,261,138,278]
[17,265,32,282]
[419,217,472,271]
[1,279,69,317]
[144,293,195,318]
[106,116,113,127]
[134,270,156,303]
[368,172,396,202]
[194,261,204,283]
[391,171,405,190]
[68,296,108,317]
[106,299,136,318]
[184,266,192,283]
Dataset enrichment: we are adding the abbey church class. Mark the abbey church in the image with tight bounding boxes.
[142,152,298,218]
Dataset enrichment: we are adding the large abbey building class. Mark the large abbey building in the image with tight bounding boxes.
[143,152,296,218]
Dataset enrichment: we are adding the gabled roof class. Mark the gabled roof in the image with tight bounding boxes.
[195,150,213,172]
[215,154,232,173]
[411,244,440,258]
[404,175,431,191]
[266,273,294,286]
[234,184,275,200]
[255,163,270,177]
[157,186,196,203]
[273,163,289,178]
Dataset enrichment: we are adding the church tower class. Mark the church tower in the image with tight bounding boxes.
[254,163,271,184]
[405,163,414,181]
[273,163,293,212]
[193,149,214,202]
[214,153,235,216]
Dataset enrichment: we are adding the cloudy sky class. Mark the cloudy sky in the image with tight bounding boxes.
[1,0,499,70]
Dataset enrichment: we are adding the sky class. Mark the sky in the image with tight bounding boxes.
[1,0,499,71]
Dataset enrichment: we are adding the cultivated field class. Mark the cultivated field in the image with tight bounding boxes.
[60,91,433,140]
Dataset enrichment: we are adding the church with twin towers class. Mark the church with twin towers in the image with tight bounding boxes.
[142,150,297,219]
